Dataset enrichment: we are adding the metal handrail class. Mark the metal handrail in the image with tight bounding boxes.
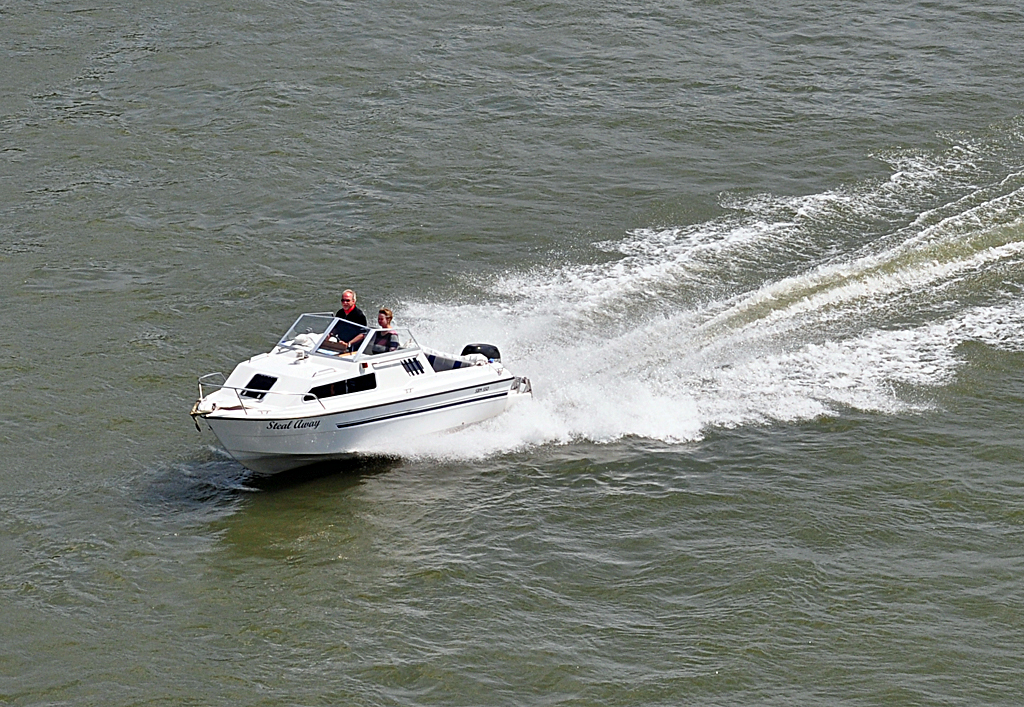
[196,375,326,414]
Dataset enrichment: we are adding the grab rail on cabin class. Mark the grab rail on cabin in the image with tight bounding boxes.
[196,373,326,414]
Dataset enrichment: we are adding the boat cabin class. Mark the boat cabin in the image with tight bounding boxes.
[195,313,498,413]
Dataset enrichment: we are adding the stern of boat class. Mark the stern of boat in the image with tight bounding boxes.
[506,376,533,407]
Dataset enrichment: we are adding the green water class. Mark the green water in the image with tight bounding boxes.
[3,1,1024,704]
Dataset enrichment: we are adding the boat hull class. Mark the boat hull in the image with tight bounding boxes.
[201,378,521,475]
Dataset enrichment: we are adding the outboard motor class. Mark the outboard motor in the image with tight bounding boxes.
[460,343,501,362]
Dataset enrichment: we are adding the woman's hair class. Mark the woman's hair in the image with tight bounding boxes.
[378,308,393,324]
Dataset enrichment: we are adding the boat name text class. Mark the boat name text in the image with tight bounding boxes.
[266,419,321,430]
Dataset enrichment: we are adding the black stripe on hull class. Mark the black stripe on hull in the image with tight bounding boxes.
[335,390,510,429]
[227,377,516,424]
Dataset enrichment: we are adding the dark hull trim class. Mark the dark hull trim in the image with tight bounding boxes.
[335,390,511,429]
[210,376,516,423]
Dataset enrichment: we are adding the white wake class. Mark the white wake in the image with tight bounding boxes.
[372,133,1024,460]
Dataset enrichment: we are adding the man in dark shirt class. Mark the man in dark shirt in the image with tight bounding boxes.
[335,289,367,325]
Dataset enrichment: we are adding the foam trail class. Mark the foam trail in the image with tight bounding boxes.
[374,135,1024,461]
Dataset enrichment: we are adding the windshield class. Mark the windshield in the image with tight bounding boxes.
[277,313,415,359]
[279,314,335,350]
[315,318,373,356]
[359,328,419,357]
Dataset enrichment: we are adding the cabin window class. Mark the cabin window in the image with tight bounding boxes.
[241,374,277,399]
[307,373,377,401]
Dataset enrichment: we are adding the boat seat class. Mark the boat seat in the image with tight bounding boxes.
[422,347,482,372]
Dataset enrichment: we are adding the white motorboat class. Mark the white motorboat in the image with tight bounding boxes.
[190,312,532,475]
